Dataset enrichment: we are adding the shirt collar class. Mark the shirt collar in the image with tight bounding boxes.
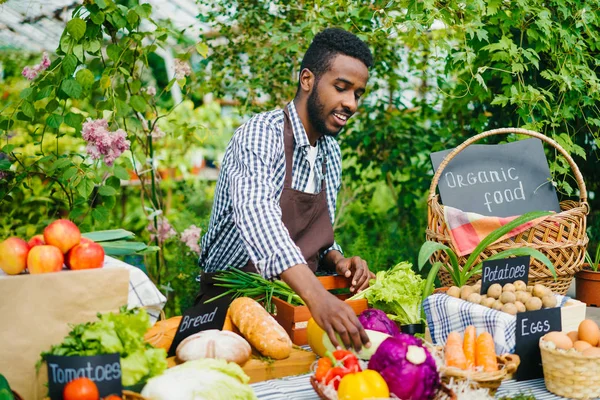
[286,102,313,150]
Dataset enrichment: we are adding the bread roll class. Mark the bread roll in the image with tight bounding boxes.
[176,329,251,365]
[229,297,292,359]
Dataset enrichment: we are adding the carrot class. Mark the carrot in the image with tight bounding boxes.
[475,332,498,372]
[445,332,467,369]
[463,325,476,369]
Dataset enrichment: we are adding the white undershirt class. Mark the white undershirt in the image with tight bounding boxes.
[304,145,319,194]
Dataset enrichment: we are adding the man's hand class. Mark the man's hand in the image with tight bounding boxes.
[325,252,375,293]
[280,263,371,352]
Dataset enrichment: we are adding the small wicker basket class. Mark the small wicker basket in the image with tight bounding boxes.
[540,339,600,399]
[427,128,589,295]
[123,390,147,400]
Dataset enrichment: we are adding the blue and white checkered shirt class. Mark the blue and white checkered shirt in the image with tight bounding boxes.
[199,102,343,280]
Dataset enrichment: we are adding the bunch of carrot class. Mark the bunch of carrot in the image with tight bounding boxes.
[444,326,498,372]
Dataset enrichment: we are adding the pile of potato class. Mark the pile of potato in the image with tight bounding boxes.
[446,281,557,315]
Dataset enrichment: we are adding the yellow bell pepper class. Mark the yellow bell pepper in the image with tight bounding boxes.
[337,369,390,400]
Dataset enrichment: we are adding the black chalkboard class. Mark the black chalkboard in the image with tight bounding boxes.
[430,138,561,217]
[515,308,562,381]
[168,295,231,356]
[46,354,122,399]
[480,256,530,294]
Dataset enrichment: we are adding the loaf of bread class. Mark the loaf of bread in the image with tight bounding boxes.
[176,329,252,365]
[229,297,292,359]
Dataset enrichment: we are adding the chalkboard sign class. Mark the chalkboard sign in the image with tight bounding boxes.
[46,354,122,400]
[430,138,561,217]
[168,295,231,356]
[515,307,562,381]
[480,256,530,294]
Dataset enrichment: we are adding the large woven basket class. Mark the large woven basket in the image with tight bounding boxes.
[540,339,600,399]
[427,128,589,294]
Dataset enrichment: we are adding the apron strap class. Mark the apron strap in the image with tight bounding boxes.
[282,107,295,189]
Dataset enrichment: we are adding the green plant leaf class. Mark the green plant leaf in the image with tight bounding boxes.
[96,0,108,9]
[469,247,557,281]
[61,78,83,99]
[107,44,121,62]
[418,241,461,286]
[130,95,146,113]
[134,3,151,18]
[91,206,110,222]
[99,240,149,255]
[46,114,63,129]
[20,88,34,100]
[82,229,135,242]
[21,101,36,118]
[62,54,78,76]
[73,44,84,62]
[423,261,444,302]
[46,99,59,113]
[64,112,84,128]
[90,11,105,25]
[113,166,130,180]
[76,68,95,88]
[76,178,95,198]
[67,18,86,41]
[98,185,117,196]
[36,86,54,100]
[196,43,209,57]
[463,211,553,271]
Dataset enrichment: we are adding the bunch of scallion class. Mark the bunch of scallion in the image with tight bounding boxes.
[204,268,304,313]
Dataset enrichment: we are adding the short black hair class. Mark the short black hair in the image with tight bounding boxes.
[300,28,373,81]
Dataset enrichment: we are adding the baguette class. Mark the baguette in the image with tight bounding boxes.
[229,297,292,359]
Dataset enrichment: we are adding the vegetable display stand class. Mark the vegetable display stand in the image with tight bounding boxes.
[427,128,589,295]
[575,265,600,307]
[272,276,368,345]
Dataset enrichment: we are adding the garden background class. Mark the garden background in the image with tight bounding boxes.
[1,0,599,317]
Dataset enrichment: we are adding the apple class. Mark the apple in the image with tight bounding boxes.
[66,241,105,270]
[0,237,30,275]
[27,245,64,274]
[28,234,45,248]
[79,237,94,245]
[44,219,81,254]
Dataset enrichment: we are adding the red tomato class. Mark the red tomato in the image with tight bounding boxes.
[63,377,100,400]
[103,395,122,400]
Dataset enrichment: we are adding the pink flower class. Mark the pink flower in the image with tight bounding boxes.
[22,52,51,80]
[0,171,8,180]
[147,216,177,244]
[174,59,191,80]
[180,225,202,255]
[145,86,157,96]
[82,119,131,166]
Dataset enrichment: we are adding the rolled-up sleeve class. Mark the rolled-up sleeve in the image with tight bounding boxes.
[228,118,306,280]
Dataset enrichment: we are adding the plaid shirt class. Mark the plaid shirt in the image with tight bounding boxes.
[199,102,343,280]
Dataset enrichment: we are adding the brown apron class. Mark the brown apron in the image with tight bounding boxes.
[195,106,335,305]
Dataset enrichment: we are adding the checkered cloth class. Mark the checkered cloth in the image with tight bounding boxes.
[423,293,568,355]
[444,205,552,256]
[103,256,166,323]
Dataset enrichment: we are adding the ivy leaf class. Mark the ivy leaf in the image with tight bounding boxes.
[62,54,78,77]
[113,166,130,180]
[130,95,147,113]
[98,185,117,196]
[61,78,83,99]
[47,114,64,129]
[66,18,86,41]
[76,68,95,89]
[65,112,84,128]
[21,101,36,119]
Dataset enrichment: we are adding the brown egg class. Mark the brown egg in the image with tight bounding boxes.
[582,347,600,357]
[567,330,579,343]
[573,340,593,352]
[544,332,574,350]
[578,320,600,346]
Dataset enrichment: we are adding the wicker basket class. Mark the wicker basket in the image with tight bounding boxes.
[540,339,600,399]
[427,128,589,294]
[123,390,147,400]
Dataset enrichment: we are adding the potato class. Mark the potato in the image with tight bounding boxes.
[487,283,503,299]
[515,291,531,304]
[526,296,543,311]
[467,293,482,304]
[513,280,527,291]
[533,284,550,298]
[472,285,481,294]
[542,295,557,308]
[476,279,482,285]
[526,285,533,293]
[500,291,516,304]
[514,301,526,313]
[503,283,516,293]
[492,300,504,310]
[483,297,496,308]
[502,303,518,315]
[460,285,474,300]
[447,286,461,298]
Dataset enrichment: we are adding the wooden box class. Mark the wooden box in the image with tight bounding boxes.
[272,275,369,345]
[560,298,587,333]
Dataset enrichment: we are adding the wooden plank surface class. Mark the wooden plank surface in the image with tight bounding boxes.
[167,347,316,384]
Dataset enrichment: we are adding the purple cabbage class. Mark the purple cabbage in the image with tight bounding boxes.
[368,334,440,400]
[358,308,402,337]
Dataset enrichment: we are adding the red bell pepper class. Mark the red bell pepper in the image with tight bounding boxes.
[314,350,361,390]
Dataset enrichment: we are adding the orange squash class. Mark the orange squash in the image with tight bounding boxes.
[144,316,182,350]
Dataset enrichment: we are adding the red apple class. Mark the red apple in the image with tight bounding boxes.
[44,219,81,254]
[66,241,105,270]
[27,245,64,274]
[79,237,94,245]
[28,234,45,248]
[0,237,30,275]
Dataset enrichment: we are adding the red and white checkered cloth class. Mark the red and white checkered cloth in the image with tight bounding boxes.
[443,206,552,256]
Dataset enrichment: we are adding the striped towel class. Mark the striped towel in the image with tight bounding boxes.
[423,293,568,355]
[444,205,551,256]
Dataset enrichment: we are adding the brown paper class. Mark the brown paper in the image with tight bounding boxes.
[0,268,129,400]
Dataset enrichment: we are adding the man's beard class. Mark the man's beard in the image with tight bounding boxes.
[306,84,339,137]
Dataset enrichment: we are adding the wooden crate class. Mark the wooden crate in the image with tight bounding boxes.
[272,275,368,345]
[560,298,587,333]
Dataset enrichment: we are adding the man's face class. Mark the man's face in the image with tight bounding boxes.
[306,54,369,137]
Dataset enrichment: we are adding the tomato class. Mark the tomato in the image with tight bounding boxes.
[103,395,122,400]
[63,377,100,400]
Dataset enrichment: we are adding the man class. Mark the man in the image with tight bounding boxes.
[198,28,374,351]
